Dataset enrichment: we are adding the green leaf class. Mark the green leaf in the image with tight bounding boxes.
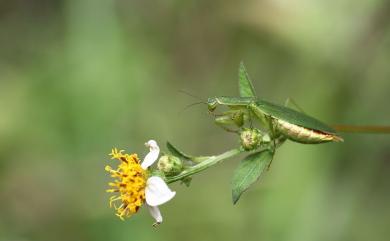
[238,61,257,97]
[166,142,189,159]
[166,142,211,163]
[180,177,192,187]
[232,149,273,204]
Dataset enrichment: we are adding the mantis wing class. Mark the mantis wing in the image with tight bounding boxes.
[239,62,257,97]
[255,100,337,134]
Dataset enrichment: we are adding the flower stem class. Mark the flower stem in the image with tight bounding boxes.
[165,148,244,184]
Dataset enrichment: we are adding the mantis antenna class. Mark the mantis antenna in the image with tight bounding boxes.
[178,90,208,115]
[179,101,207,115]
[179,89,203,101]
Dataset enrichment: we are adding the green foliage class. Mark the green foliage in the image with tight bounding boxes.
[166,142,211,163]
[231,149,273,204]
[166,142,189,159]
[238,62,257,97]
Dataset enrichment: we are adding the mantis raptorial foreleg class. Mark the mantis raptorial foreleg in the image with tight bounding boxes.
[213,109,247,133]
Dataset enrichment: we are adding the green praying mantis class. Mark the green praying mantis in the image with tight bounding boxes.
[206,62,390,146]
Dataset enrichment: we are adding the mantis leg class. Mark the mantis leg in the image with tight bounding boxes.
[246,105,254,128]
[284,97,306,114]
[214,110,245,134]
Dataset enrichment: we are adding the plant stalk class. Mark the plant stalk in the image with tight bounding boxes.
[165,148,243,184]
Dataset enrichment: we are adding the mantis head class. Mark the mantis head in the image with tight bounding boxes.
[207,98,218,112]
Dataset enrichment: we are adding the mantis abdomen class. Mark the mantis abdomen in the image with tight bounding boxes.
[274,119,343,144]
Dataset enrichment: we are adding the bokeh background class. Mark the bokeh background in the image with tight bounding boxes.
[1,1,389,241]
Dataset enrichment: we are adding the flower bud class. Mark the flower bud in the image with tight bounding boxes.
[262,134,271,143]
[240,128,262,151]
[157,155,183,176]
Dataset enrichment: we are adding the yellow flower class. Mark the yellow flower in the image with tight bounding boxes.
[105,140,175,225]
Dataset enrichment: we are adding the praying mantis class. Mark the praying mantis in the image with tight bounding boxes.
[207,62,390,147]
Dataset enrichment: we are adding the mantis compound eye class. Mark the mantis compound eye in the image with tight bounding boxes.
[207,98,218,112]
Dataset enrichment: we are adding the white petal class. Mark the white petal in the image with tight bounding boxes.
[141,140,160,169]
[145,140,158,149]
[145,176,176,206]
[141,149,159,169]
[147,204,163,225]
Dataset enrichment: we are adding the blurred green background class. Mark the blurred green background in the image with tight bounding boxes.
[1,1,389,241]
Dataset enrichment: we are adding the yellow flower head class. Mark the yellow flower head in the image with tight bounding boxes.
[105,141,176,225]
[105,148,147,220]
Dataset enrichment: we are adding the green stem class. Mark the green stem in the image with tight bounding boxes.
[165,148,244,184]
